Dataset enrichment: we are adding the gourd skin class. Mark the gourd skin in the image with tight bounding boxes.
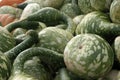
[78,0,112,13]
[36,27,73,54]
[110,0,120,24]
[0,26,15,52]
[64,34,114,79]
[0,51,11,80]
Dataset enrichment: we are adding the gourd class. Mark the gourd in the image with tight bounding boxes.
[17,0,64,9]
[5,7,76,34]
[76,11,120,42]
[0,6,22,18]
[78,0,112,13]
[113,36,120,63]
[9,47,65,80]
[0,30,39,80]
[36,27,73,54]
[0,0,25,7]
[20,3,41,20]
[110,0,120,24]
[64,34,114,79]
[60,0,80,18]
[24,7,76,34]
[0,14,16,26]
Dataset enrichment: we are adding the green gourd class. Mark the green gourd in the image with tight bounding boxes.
[60,0,81,18]
[36,27,73,54]
[0,30,39,80]
[24,7,76,34]
[64,33,114,79]
[76,11,120,41]
[5,7,76,34]
[9,47,65,80]
[78,0,112,14]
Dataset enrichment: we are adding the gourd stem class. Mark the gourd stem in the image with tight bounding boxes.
[4,20,40,32]
[12,47,65,74]
[5,30,39,63]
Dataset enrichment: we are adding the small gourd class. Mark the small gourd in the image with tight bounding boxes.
[110,0,120,24]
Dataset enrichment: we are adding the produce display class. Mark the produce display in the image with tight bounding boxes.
[0,0,120,80]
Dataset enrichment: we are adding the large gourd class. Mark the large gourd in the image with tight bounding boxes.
[76,11,120,41]
[110,0,120,24]
[64,34,114,79]
[0,30,39,80]
[78,0,112,13]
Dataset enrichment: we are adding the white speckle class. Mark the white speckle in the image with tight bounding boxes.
[96,54,101,62]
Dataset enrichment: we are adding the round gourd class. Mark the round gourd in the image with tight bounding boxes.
[78,0,112,13]
[64,34,114,79]
[110,0,120,24]
[36,27,73,54]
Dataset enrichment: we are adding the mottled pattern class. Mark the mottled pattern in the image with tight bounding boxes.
[36,27,73,54]
[0,27,15,52]
[78,0,112,13]
[110,0,120,24]
[76,11,120,37]
[64,34,114,79]
[0,51,11,80]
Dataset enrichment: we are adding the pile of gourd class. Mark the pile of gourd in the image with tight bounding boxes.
[0,0,120,80]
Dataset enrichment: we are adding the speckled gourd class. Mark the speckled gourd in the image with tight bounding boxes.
[64,33,114,79]
[9,47,65,80]
[36,27,73,54]
[76,11,120,40]
[24,7,76,34]
[78,0,112,13]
